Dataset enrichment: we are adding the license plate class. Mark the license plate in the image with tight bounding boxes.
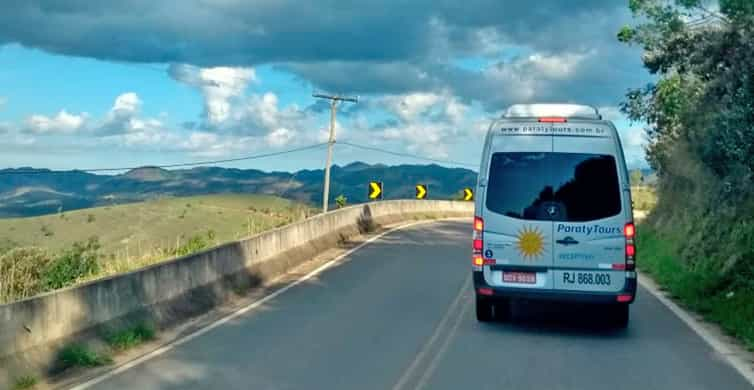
[503,271,536,284]
[561,271,611,286]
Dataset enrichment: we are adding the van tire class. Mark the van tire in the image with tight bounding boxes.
[609,304,629,328]
[476,296,493,322]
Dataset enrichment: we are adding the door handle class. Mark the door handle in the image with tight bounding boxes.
[556,237,579,246]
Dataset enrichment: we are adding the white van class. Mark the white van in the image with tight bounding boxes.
[472,104,636,327]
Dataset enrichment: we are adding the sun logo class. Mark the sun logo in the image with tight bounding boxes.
[516,226,546,260]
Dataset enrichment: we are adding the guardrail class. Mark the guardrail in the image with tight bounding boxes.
[0,200,472,376]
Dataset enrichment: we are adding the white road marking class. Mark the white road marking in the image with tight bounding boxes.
[391,275,471,390]
[638,273,754,387]
[69,218,466,390]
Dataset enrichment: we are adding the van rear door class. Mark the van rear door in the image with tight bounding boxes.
[481,124,554,290]
[550,122,627,293]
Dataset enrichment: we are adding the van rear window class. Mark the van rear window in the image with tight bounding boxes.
[485,152,622,222]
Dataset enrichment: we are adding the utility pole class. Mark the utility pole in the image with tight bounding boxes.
[313,93,358,213]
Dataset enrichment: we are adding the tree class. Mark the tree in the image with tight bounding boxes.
[618,0,754,193]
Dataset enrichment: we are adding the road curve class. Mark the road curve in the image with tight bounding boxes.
[85,221,751,390]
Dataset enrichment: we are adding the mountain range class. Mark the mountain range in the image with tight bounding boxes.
[0,162,479,218]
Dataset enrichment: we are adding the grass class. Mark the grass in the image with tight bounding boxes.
[638,225,754,351]
[0,194,311,256]
[104,322,156,351]
[57,344,113,368]
[12,375,38,390]
[0,194,314,304]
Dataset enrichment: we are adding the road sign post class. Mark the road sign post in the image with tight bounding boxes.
[368,181,383,201]
[415,184,428,200]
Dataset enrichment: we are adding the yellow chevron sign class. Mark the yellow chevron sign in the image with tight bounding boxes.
[415,184,427,199]
[369,181,383,200]
[463,188,474,201]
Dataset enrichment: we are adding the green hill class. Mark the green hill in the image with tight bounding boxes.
[0,194,312,259]
[0,162,479,217]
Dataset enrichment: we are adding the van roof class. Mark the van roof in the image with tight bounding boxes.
[502,104,602,120]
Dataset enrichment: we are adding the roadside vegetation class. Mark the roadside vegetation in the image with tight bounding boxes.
[104,322,156,351]
[620,1,754,348]
[0,194,312,304]
[631,185,657,212]
[57,344,113,368]
[12,375,38,390]
[638,225,754,350]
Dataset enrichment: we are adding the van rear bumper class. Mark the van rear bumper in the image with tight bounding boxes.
[473,271,637,304]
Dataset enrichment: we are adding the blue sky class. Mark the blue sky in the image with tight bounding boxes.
[0,1,651,173]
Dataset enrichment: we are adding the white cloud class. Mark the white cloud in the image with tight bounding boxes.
[266,127,296,147]
[379,122,453,158]
[25,110,88,134]
[382,93,443,122]
[99,92,151,135]
[379,92,469,125]
[621,126,645,148]
[169,64,256,126]
[618,126,647,167]
[169,66,318,149]
[526,52,590,79]
[367,92,484,159]
[112,92,141,114]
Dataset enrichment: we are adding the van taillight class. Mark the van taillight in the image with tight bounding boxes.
[626,244,636,257]
[473,216,484,269]
[624,222,636,270]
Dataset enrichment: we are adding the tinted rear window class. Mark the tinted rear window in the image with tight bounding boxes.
[485,152,622,222]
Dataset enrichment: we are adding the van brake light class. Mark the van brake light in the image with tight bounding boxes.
[538,117,567,123]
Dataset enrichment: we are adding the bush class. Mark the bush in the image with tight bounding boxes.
[335,195,347,209]
[12,375,38,390]
[171,234,208,257]
[57,344,112,368]
[43,237,101,290]
[105,322,156,351]
[86,214,96,223]
[0,247,53,303]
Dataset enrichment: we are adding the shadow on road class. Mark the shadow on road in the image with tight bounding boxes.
[484,300,631,338]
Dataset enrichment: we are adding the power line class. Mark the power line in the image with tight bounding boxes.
[338,141,478,168]
[0,143,329,175]
[1,141,479,176]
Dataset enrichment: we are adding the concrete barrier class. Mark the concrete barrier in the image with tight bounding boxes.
[0,200,472,377]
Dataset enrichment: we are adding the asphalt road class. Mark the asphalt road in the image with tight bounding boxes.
[87,220,751,390]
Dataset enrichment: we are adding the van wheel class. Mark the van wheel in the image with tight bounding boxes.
[476,296,493,322]
[609,304,630,328]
